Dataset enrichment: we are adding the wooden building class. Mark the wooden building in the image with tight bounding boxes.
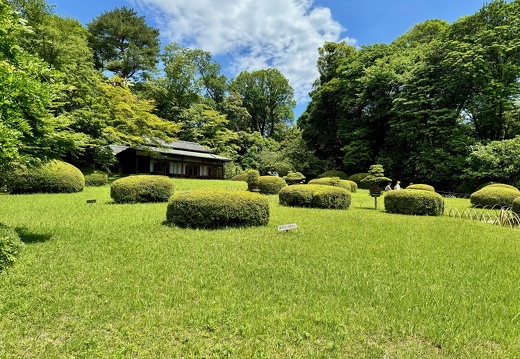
[109,140,231,179]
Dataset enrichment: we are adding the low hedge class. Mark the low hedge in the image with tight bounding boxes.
[406,184,435,192]
[308,177,352,191]
[0,224,24,272]
[279,184,351,210]
[470,186,520,208]
[317,170,348,180]
[231,172,248,181]
[166,188,269,229]
[258,176,287,194]
[384,189,444,216]
[7,160,85,194]
[84,170,109,187]
[111,175,174,204]
[512,197,520,214]
[348,173,370,189]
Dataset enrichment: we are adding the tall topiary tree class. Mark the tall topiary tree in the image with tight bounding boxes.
[361,164,391,189]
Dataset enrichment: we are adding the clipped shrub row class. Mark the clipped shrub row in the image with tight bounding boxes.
[166,188,269,229]
[111,175,174,204]
[406,184,435,192]
[0,224,24,272]
[279,184,351,210]
[7,160,85,194]
[317,170,348,180]
[308,177,357,192]
[384,189,444,216]
[348,173,371,189]
[84,170,109,187]
[258,176,287,194]
[470,185,520,208]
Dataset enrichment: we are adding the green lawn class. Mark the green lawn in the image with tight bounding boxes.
[1,180,519,358]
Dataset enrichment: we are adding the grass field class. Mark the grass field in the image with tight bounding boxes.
[1,179,520,358]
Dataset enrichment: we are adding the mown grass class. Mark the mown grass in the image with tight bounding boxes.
[1,181,519,358]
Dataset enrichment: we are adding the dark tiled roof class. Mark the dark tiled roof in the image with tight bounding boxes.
[145,139,212,153]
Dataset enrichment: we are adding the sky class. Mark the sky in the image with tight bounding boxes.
[48,0,491,118]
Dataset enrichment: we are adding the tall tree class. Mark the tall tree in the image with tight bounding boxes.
[88,6,160,80]
[230,68,296,139]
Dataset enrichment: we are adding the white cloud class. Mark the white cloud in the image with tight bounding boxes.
[130,0,356,104]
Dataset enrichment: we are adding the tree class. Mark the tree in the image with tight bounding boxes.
[230,68,296,138]
[88,6,160,79]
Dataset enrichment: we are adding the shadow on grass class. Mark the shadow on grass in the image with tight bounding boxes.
[15,227,53,244]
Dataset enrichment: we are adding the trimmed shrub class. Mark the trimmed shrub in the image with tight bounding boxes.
[345,180,358,193]
[512,197,520,214]
[7,160,85,194]
[279,184,351,209]
[84,170,109,187]
[283,171,306,185]
[246,169,260,191]
[231,172,248,181]
[258,176,287,194]
[406,184,435,192]
[317,170,348,180]
[166,188,269,229]
[384,189,444,216]
[348,173,370,189]
[482,183,518,191]
[308,177,352,191]
[111,175,174,203]
[470,186,520,208]
[0,224,24,272]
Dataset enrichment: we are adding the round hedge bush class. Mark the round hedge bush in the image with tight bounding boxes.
[7,160,85,194]
[0,223,24,272]
[348,173,370,189]
[258,176,287,194]
[483,183,518,191]
[470,186,520,208]
[512,197,520,214]
[279,184,351,209]
[166,188,270,229]
[111,175,174,204]
[384,189,444,216]
[406,184,435,192]
[84,170,109,187]
[317,170,348,180]
[231,172,248,181]
[308,177,352,191]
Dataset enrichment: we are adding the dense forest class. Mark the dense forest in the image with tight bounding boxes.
[1,0,520,191]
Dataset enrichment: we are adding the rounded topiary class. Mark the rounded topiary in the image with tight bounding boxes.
[317,170,348,180]
[308,177,352,191]
[258,176,287,194]
[384,189,444,216]
[406,184,435,192]
[246,169,260,191]
[110,175,174,204]
[283,171,306,185]
[348,173,370,189]
[470,186,520,208]
[345,180,358,193]
[231,172,248,181]
[279,184,351,209]
[7,160,85,194]
[84,170,109,187]
[482,183,518,191]
[512,197,520,214]
[166,188,269,229]
[0,223,24,272]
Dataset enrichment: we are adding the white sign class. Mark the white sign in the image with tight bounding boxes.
[277,223,298,232]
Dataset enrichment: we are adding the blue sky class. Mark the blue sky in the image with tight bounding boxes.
[48,0,490,117]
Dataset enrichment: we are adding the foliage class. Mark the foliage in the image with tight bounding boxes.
[87,6,160,79]
[7,160,85,194]
[110,175,173,203]
[166,188,269,228]
[245,169,260,191]
[0,223,24,272]
[361,164,391,188]
[406,184,435,192]
[83,170,108,187]
[470,186,520,208]
[317,170,349,180]
[348,173,370,189]
[257,176,287,195]
[384,189,444,216]
[279,184,351,209]
[345,180,358,193]
[283,171,306,185]
[512,197,520,214]
[480,183,518,191]
[230,172,248,182]
[308,177,352,191]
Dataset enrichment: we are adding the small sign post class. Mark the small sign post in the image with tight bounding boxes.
[277,223,298,232]
[86,199,97,205]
